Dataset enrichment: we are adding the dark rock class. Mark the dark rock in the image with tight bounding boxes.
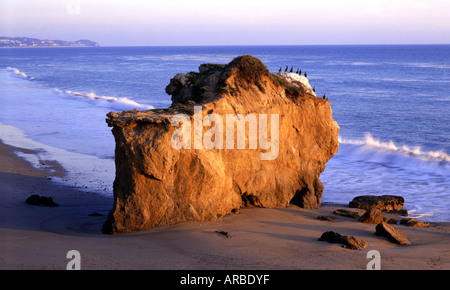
[375,222,410,245]
[216,230,231,238]
[25,194,41,205]
[400,218,429,227]
[388,209,409,216]
[349,195,404,212]
[317,215,336,222]
[318,231,368,250]
[333,209,361,218]
[383,217,398,224]
[25,194,59,207]
[358,208,384,224]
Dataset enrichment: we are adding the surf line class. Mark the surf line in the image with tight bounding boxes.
[171,105,279,160]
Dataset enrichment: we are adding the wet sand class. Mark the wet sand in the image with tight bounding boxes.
[1,141,449,270]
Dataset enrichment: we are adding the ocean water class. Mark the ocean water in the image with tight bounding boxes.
[0,45,449,221]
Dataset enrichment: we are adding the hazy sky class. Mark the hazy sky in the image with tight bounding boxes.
[1,0,450,46]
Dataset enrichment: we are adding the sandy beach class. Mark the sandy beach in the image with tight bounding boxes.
[0,140,449,271]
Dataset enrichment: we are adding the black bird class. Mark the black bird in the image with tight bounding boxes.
[285,65,288,72]
[304,72,307,78]
[313,86,315,92]
[298,69,302,75]
[279,67,282,72]
[290,66,293,73]
[323,94,326,99]
[296,68,299,74]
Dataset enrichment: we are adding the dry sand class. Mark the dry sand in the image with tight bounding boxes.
[0,140,449,270]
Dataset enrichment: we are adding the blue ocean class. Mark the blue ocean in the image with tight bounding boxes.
[0,45,449,221]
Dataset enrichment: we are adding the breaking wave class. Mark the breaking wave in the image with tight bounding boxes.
[56,89,155,111]
[5,67,154,111]
[339,132,450,163]
[6,67,36,80]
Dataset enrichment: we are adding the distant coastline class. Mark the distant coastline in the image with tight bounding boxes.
[0,37,100,48]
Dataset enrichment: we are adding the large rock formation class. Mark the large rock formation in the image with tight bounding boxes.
[103,55,339,234]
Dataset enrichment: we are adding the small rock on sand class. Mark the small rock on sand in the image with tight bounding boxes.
[375,222,411,245]
[318,231,368,250]
[25,194,59,207]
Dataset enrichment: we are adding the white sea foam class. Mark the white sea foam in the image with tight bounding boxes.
[350,62,378,66]
[325,60,378,66]
[339,132,450,163]
[404,62,450,69]
[385,62,450,69]
[56,89,154,111]
[6,67,36,80]
[5,67,154,111]
[0,123,114,195]
[321,133,450,222]
[14,150,56,173]
[381,77,450,84]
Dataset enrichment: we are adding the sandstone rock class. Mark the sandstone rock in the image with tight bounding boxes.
[317,215,336,222]
[349,195,404,212]
[358,207,384,224]
[383,217,398,224]
[375,222,411,245]
[400,218,429,228]
[333,209,361,218]
[103,55,339,234]
[318,231,368,250]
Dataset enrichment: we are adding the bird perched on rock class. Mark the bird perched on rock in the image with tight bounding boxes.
[290,66,293,73]
[298,69,302,75]
[279,67,282,72]
[296,68,299,74]
[285,66,288,72]
[323,94,326,99]
[313,86,315,92]
[304,72,307,78]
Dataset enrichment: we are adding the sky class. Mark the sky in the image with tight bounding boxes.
[1,0,450,46]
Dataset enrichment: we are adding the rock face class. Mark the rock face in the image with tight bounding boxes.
[103,55,339,234]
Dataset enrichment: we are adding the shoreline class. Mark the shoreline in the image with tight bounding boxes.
[0,140,449,270]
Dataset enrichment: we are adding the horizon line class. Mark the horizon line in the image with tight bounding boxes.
[100,43,450,47]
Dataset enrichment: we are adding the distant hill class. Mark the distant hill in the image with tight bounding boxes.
[0,37,100,47]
